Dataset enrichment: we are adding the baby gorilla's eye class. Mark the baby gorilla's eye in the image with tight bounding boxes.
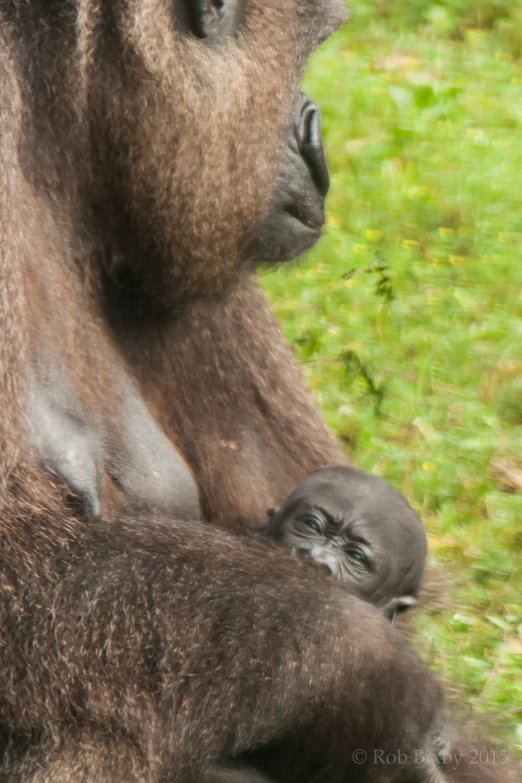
[299,515,323,535]
[345,547,369,567]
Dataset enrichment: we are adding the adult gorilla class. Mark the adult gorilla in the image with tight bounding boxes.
[0,1,447,781]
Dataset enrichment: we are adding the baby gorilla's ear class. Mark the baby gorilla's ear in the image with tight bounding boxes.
[382,596,417,624]
[266,507,280,519]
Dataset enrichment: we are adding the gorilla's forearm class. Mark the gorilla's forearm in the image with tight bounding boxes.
[0,515,443,780]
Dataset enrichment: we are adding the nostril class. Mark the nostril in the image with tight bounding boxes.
[292,92,330,199]
[300,110,330,198]
[302,103,321,149]
[296,101,315,139]
[309,548,337,576]
[319,561,334,577]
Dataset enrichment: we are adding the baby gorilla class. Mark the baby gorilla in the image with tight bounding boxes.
[261,466,427,622]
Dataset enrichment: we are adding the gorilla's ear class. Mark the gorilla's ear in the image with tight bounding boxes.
[266,507,280,519]
[187,0,238,40]
[382,596,417,624]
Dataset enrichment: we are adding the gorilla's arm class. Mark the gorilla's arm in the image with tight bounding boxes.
[0,511,443,782]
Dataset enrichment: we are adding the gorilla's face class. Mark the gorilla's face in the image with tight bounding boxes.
[98,0,346,304]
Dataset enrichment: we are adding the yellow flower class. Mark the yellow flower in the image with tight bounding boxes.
[402,239,419,250]
[352,244,368,256]
[365,229,382,242]
[408,186,426,199]
[439,227,455,237]
[466,128,488,144]
[465,29,486,43]
[449,255,466,265]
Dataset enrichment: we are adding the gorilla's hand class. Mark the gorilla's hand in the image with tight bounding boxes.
[246,92,329,263]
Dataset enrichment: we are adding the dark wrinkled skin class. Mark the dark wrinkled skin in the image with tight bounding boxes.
[262,466,427,621]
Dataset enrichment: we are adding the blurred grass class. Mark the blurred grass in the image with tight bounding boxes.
[262,0,522,754]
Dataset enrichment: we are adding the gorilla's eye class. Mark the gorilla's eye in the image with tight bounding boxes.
[345,547,369,567]
[186,0,236,40]
[299,516,323,535]
[202,0,225,32]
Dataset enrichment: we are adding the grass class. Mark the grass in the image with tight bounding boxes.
[262,0,522,755]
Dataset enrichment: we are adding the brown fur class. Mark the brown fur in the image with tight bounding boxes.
[107,274,343,529]
[0,3,511,783]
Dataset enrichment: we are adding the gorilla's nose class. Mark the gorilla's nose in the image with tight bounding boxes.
[308,545,339,578]
[295,94,330,198]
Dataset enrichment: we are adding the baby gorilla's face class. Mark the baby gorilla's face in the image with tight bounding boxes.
[267,499,382,589]
[263,467,427,622]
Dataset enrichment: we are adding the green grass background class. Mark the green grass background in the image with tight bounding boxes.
[262,0,522,754]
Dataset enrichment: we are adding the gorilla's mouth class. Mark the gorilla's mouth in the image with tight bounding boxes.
[284,202,324,231]
[280,204,324,256]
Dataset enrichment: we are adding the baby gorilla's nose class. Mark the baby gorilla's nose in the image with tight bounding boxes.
[308,545,341,579]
